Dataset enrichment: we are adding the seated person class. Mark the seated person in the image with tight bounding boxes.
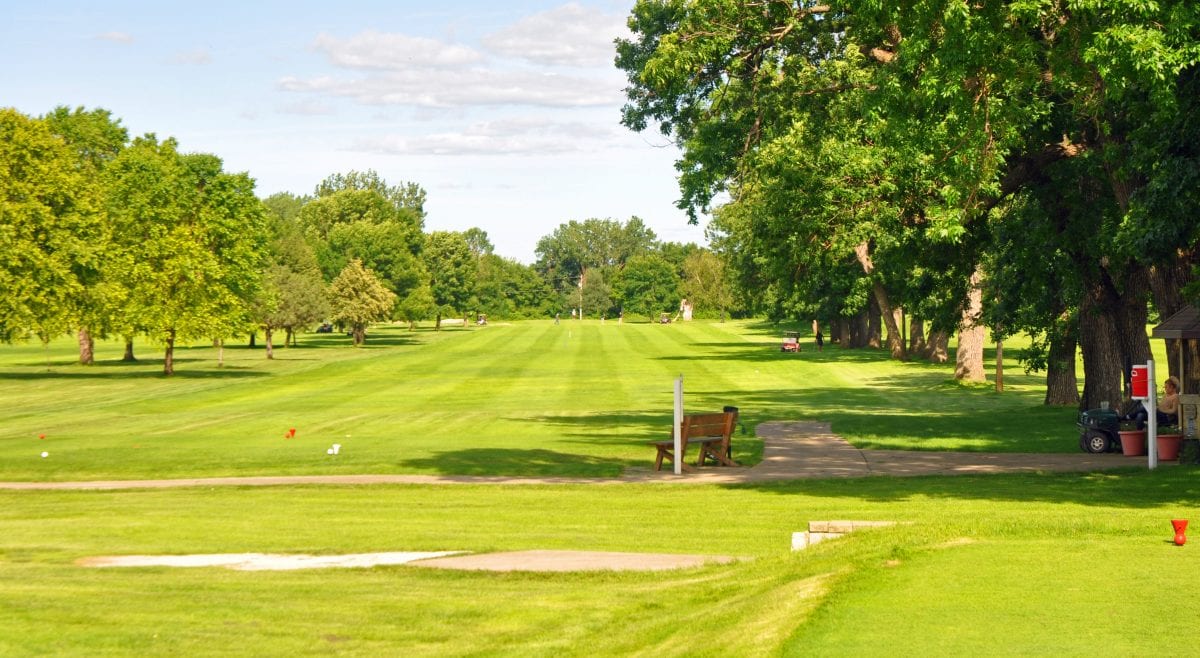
[1124,376,1181,429]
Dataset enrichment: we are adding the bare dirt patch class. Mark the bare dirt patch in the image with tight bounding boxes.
[406,550,740,572]
[77,550,740,572]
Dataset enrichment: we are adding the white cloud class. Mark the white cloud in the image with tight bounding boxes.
[96,31,134,44]
[312,30,483,70]
[279,68,621,108]
[172,49,211,65]
[277,100,336,116]
[352,117,620,156]
[481,2,630,67]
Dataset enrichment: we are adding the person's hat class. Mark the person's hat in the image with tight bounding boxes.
[1166,375,1181,391]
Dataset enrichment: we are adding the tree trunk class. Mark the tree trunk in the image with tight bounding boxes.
[353,325,365,345]
[78,328,95,365]
[955,266,987,382]
[926,330,950,363]
[1045,330,1080,406]
[853,242,907,359]
[995,338,1004,393]
[285,328,294,348]
[909,318,927,356]
[1079,283,1124,411]
[163,329,175,376]
[867,295,882,349]
[1113,264,1153,370]
[436,312,442,331]
[890,306,907,361]
[248,332,256,348]
[217,339,224,367]
[264,327,274,360]
[849,310,868,348]
[123,336,136,362]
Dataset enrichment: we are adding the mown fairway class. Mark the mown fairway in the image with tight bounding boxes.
[1,321,1193,656]
[0,320,1118,481]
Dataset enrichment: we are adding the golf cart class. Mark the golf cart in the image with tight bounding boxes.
[780,331,800,353]
[1077,407,1122,453]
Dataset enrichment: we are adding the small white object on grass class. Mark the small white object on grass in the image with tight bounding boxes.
[41,452,48,458]
[326,448,333,455]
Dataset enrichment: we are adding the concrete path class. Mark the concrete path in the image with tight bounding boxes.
[0,420,1141,491]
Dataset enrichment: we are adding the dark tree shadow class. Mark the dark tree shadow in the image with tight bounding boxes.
[719,466,1200,509]
[396,448,631,478]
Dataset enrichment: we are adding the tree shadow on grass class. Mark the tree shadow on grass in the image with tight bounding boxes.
[396,448,630,478]
[656,341,896,365]
[520,411,671,442]
[0,358,267,380]
[723,466,1200,510]
[721,386,1079,453]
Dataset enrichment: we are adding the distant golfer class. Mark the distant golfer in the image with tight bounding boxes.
[815,330,824,352]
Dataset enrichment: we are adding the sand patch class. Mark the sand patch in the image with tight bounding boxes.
[78,550,739,572]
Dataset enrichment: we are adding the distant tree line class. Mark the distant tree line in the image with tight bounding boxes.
[1,106,741,374]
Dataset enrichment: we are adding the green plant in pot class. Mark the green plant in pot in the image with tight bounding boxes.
[1157,425,1184,461]
[1118,421,1147,456]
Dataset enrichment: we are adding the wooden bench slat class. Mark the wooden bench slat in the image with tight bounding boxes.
[651,411,739,471]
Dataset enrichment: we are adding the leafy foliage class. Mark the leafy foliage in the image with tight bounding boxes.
[0,109,102,342]
[328,259,395,345]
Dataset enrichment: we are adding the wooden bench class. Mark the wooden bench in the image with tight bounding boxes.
[651,411,738,471]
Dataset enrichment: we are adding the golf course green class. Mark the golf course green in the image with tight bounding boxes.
[1,321,1195,656]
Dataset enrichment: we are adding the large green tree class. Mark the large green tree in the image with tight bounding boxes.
[473,253,556,320]
[424,231,475,330]
[328,259,395,346]
[681,250,732,321]
[42,106,129,364]
[618,0,1200,405]
[0,109,103,346]
[105,135,269,375]
[534,217,657,299]
[615,253,681,320]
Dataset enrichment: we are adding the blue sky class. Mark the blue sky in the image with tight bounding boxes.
[2,1,706,262]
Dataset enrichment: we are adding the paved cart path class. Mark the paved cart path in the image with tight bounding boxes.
[1,421,1140,491]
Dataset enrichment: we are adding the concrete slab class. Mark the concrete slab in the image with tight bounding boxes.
[78,551,465,571]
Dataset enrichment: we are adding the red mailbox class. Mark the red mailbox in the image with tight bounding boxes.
[1131,364,1149,400]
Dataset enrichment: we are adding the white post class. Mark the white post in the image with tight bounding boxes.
[1148,359,1158,470]
[673,375,684,475]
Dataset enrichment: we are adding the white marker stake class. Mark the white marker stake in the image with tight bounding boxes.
[1148,360,1158,470]
[673,375,684,475]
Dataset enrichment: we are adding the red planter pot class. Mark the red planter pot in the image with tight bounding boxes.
[1157,434,1184,461]
[1119,430,1147,456]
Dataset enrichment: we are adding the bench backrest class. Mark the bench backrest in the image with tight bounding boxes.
[680,412,735,442]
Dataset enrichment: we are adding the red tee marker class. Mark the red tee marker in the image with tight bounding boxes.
[288,428,297,438]
[38,434,45,440]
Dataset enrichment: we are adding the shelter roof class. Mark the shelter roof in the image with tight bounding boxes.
[1152,305,1200,340]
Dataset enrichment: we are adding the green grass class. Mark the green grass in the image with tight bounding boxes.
[1,320,1190,656]
[2,471,1197,656]
[0,319,1145,481]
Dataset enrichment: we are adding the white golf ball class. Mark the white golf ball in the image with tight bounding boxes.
[40,452,48,458]
[326,448,334,455]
